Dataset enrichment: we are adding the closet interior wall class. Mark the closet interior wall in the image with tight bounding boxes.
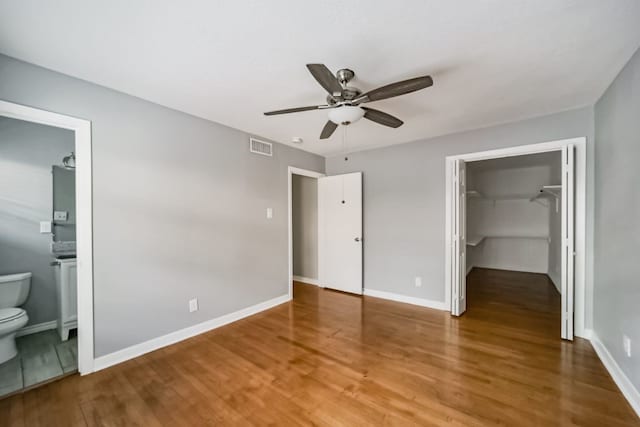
[466,152,562,289]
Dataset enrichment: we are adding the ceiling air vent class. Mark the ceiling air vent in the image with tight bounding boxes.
[249,137,273,157]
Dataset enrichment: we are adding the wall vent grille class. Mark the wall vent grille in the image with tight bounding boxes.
[249,138,273,157]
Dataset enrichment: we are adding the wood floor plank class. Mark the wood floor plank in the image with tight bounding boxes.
[1,271,638,426]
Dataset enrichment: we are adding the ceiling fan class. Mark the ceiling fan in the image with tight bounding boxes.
[264,64,433,139]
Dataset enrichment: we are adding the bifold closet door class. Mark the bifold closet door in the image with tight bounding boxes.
[452,159,467,316]
[561,144,575,340]
[318,172,363,295]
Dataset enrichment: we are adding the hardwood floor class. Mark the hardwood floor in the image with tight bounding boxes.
[1,270,638,426]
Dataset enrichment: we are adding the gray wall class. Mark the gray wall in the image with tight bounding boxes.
[326,107,594,312]
[52,165,76,242]
[292,174,318,280]
[0,54,324,357]
[594,47,640,389]
[0,116,74,325]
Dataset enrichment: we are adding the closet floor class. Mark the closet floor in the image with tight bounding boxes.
[465,267,561,337]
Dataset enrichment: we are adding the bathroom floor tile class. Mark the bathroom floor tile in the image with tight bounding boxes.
[1,329,77,397]
[55,338,78,373]
[22,345,64,388]
[17,330,60,356]
[0,356,23,396]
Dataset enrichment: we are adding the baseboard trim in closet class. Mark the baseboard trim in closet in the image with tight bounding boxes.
[292,275,320,286]
[363,288,448,311]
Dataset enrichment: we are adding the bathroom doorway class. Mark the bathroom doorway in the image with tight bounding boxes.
[0,100,94,398]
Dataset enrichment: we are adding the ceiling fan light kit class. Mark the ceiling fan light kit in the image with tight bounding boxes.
[328,106,365,125]
[264,64,433,140]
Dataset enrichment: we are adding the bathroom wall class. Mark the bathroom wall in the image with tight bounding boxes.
[52,165,76,242]
[0,54,324,357]
[292,174,318,280]
[0,116,74,326]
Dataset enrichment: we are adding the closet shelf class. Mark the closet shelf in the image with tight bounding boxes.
[530,185,561,202]
[485,234,549,240]
[466,190,485,198]
[466,234,550,246]
[466,235,485,246]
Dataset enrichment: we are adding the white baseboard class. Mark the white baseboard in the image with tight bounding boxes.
[466,264,474,275]
[93,294,290,372]
[548,270,561,294]
[472,263,547,275]
[580,328,593,340]
[16,320,57,337]
[590,332,640,418]
[292,275,320,286]
[363,288,448,311]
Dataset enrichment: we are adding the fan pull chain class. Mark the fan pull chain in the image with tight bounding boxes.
[342,125,349,161]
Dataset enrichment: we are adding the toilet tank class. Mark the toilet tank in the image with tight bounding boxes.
[0,272,32,308]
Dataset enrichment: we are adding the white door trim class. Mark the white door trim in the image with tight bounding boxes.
[444,137,588,338]
[0,99,94,374]
[288,166,325,299]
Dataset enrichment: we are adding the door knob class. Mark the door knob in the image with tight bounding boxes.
[354,237,361,242]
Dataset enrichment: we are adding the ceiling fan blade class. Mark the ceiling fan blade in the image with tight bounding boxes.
[362,107,404,128]
[306,64,343,96]
[264,105,327,116]
[357,75,433,103]
[320,120,338,139]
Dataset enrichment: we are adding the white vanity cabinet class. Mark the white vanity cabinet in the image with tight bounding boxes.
[54,258,77,341]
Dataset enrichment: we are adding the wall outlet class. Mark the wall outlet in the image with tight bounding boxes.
[623,335,631,358]
[415,276,422,287]
[266,207,273,219]
[54,211,68,221]
[189,298,198,313]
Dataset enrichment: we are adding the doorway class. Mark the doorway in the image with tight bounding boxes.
[445,138,587,340]
[0,100,94,383]
[287,167,363,298]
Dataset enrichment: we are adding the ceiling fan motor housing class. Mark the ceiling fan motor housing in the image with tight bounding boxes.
[336,68,355,85]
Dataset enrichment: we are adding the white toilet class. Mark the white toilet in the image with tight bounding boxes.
[0,272,31,364]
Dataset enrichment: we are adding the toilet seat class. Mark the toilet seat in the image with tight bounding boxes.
[0,308,26,324]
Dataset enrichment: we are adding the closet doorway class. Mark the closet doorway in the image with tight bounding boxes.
[445,138,586,340]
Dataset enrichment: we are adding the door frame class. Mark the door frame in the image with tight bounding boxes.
[444,137,588,338]
[0,99,94,374]
[287,166,325,299]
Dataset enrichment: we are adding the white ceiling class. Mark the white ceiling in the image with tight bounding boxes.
[1,1,639,157]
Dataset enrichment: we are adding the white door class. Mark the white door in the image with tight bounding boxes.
[561,144,575,340]
[318,172,363,294]
[452,159,467,316]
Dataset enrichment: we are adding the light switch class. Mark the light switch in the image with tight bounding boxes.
[54,211,68,221]
[266,208,273,219]
[40,221,52,233]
